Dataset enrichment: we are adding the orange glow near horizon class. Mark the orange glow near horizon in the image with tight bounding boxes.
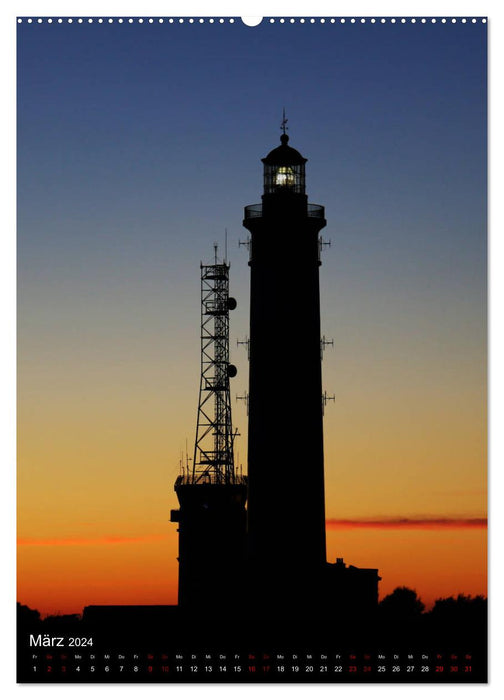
[17,538,179,617]
[17,519,486,617]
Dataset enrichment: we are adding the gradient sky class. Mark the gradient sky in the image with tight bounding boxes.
[17,17,487,615]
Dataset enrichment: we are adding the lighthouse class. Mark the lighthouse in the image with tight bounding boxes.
[243,126,328,612]
[242,124,380,618]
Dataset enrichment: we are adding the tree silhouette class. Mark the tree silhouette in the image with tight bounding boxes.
[429,594,487,621]
[379,587,425,619]
[17,602,41,628]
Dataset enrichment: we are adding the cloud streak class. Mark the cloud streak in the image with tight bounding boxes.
[326,517,487,530]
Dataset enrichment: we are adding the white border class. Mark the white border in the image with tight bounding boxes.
[2,2,501,699]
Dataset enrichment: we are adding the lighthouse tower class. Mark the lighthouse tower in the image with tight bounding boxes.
[243,127,328,612]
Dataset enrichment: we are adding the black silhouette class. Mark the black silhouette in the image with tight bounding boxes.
[429,594,487,621]
[378,587,425,619]
[17,602,41,627]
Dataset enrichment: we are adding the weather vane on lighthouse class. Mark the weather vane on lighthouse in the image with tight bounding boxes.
[281,108,288,135]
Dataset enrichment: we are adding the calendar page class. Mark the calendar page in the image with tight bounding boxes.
[16,10,487,683]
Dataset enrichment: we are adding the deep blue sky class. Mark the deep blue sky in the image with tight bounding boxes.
[18,18,486,339]
[18,20,486,251]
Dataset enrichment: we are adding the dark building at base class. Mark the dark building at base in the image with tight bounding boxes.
[171,477,247,612]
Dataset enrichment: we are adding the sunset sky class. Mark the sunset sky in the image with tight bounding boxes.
[17,16,486,616]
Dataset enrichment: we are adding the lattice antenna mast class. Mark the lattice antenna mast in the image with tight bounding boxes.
[192,247,238,484]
